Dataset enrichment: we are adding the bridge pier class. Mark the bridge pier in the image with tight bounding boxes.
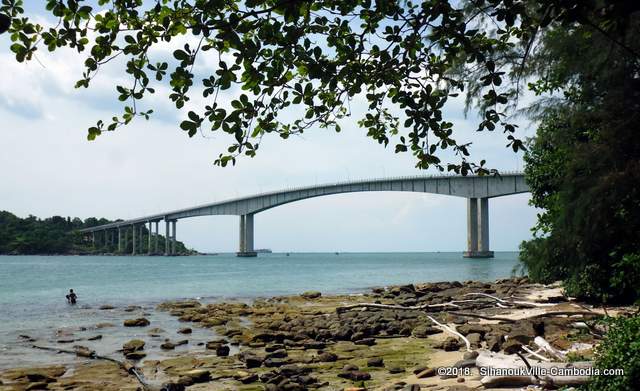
[237,214,257,257]
[171,220,177,255]
[463,197,494,258]
[154,221,159,254]
[117,227,122,253]
[147,221,152,255]
[132,224,137,255]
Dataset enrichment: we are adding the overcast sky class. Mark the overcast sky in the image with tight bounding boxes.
[0,5,539,253]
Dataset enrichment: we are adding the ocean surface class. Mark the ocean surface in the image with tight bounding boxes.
[0,252,520,368]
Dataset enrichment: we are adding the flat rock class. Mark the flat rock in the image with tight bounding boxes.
[123,318,150,327]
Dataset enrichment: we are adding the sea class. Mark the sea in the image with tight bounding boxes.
[0,252,521,369]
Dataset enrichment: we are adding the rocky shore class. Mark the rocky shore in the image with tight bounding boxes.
[0,278,629,391]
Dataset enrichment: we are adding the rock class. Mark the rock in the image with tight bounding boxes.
[301,291,322,299]
[239,373,259,384]
[205,341,223,350]
[266,349,288,359]
[124,305,141,312]
[279,364,311,377]
[175,339,189,346]
[338,371,371,381]
[415,368,437,378]
[216,345,230,357]
[435,337,461,351]
[99,305,115,310]
[388,366,405,374]
[57,338,75,343]
[95,322,115,329]
[463,351,479,360]
[180,369,210,384]
[177,327,192,334]
[316,351,338,362]
[87,335,102,341]
[160,341,176,350]
[412,325,442,338]
[242,354,264,369]
[123,318,150,327]
[303,340,326,350]
[25,383,48,390]
[403,385,421,391]
[367,357,384,367]
[343,364,359,371]
[354,338,376,346]
[122,339,145,354]
[466,332,482,348]
[125,351,147,360]
[160,383,185,391]
[264,358,288,367]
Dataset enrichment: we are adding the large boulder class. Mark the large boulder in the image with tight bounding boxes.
[300,291,322,299]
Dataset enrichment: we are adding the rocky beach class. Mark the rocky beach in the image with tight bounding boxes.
[0,277,630,391]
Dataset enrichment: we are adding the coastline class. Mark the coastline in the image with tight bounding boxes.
[1,277,628,391]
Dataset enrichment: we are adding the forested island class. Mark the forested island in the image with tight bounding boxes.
[0,211,195,255]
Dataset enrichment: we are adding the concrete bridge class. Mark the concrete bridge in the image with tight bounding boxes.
[79,172,529,257]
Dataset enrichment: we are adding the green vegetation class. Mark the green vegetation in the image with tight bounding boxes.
[0,211,194,255]
[583,316,640,391]
[3,0,633,174]
[518,9,640,303]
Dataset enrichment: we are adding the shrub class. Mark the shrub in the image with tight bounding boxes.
[582,316,640,391]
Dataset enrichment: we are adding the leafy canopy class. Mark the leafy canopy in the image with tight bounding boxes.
[1,0,631,171]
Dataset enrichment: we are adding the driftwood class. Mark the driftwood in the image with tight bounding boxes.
[32,345,154,390]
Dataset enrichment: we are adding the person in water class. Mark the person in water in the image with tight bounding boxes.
[66,289,77,304]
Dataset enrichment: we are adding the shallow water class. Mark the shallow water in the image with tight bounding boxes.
[0,252,520,368]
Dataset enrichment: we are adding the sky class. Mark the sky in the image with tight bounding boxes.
[0,4,539,253]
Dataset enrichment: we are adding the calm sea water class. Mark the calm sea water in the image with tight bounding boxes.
[0,252,520,368]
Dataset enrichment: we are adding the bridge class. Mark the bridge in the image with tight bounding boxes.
[79,172,529,257]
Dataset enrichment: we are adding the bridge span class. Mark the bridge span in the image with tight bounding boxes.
[79,172,529,257]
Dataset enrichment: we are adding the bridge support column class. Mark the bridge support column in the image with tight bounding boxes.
[132,224,137,255]
[154,221,159,255]
[237,214,257,257]
[164,220,170,256]
[171,220,177,255]
[147,221,152,255]
[463,197,494,258]
[117,227,122,253]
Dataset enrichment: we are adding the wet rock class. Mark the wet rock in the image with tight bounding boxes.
[124,305,142,312]
[279,364,311,377]
[303,340,326,350]
[265,344,286,352]
[177,327,192,334]
[367,357,384,367]
[99,305,115,310]
[301,291,322,299]
[125,351,147,360]
[122,339,145,354]
[175,339,189,346]
[87,335,102,341]
[160,382,185,391]
[160,342,175,350]
[95,322,115,329]
[241,353,264,369]
[25,382,48,390]
[123,318,150,327]
[403,385,421,391]
[57,338,75,343]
